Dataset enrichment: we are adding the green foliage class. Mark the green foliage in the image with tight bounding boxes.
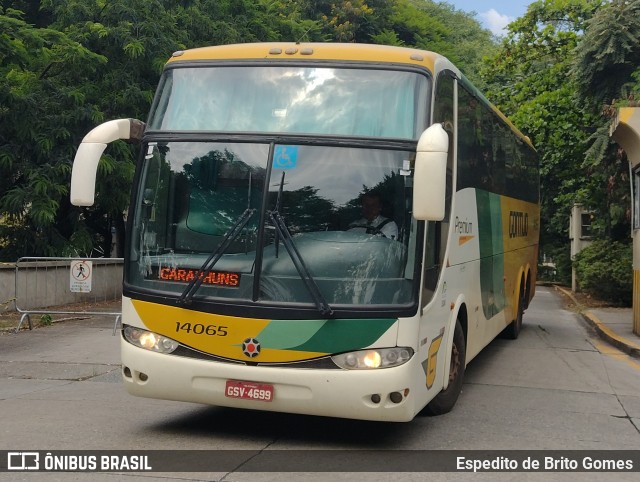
[479,0,633,264]
[572,0,640,105]
[40,314,53,326]
[570,0,640,240]
[410,0,496,87]
[569,2,640,246]
[573,239,633,305]
[0,6,107,259]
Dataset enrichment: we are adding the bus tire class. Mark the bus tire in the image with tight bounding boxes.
[423,320,466,416]
[504,282,525,340]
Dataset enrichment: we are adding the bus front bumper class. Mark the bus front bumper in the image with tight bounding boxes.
[121,339,419,422]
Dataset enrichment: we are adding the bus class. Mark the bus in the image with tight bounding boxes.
[70,43,539,422]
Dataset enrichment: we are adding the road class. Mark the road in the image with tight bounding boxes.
[0,286,639,480]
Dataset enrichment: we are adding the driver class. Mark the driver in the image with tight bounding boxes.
[348,191,398,240]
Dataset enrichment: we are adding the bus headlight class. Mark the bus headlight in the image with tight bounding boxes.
[331,347,413,369]
[123,326,179,354]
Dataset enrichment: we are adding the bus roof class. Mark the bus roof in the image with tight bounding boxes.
[167,42,441,73]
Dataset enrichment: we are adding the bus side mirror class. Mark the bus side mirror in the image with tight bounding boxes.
[413,123,448,221]
[70,118,145,206]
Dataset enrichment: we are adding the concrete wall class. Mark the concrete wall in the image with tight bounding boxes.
[2,259,123,313]
[0,263,14,313]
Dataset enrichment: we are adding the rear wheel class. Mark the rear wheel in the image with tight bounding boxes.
[423,320,466,415]
[504,281,525,340]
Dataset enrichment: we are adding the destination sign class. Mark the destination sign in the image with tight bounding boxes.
[151,267,241,287]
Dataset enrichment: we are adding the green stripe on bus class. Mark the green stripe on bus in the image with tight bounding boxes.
[476,190,505,319]
[256,318,397,353]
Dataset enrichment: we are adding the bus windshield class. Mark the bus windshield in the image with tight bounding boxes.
[148,66,428,139]
[127,141,419,310]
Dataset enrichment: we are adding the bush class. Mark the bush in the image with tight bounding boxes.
[573,239,633,305]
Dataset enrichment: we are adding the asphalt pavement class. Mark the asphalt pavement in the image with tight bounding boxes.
[1,287,639,479]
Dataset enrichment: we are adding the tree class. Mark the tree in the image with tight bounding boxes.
[481,0,614,282]
[572,1,640,244]
[409,0,496,87]
[366,0,495,85]
[37,0,192,257]
[573,0,640,106]
[0,6,107,259]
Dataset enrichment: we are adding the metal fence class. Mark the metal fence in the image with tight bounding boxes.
[15,257,123,333]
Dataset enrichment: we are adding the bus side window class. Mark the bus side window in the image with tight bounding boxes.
[433,73,454,265]
[457,86,478,192]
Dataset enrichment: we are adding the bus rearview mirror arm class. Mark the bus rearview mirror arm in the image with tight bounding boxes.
[70,118,146,206]
[413,123,448,221]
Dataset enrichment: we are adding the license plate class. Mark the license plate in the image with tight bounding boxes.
[225,380,274,402]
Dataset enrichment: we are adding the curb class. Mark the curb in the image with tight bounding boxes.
[554,286,640,359]
[582,311,640,358]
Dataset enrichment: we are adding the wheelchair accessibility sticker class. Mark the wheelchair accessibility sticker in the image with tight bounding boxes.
[273,146,298,169]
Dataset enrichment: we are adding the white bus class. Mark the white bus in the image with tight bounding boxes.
[71,43,539,422]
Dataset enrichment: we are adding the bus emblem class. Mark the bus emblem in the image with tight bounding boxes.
[242,338,261,358]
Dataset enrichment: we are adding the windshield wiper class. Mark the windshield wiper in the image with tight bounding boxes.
[178,208,256,305]
[267,210,334,317]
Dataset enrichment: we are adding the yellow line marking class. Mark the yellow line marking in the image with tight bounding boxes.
[591,338,640,371]
[584,312,640,351]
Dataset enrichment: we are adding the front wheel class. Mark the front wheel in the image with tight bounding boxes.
[423,320,466,416]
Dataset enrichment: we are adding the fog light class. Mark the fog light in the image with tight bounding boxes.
[389,391,403,404]
[371,394,381,404]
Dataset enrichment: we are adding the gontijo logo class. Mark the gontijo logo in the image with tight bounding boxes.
[509,211,529,238]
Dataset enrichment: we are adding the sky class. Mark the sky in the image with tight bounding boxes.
[444,1,532,35]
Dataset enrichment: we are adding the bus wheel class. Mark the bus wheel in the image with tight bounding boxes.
[423,320,466,416]
[504,283,525,340]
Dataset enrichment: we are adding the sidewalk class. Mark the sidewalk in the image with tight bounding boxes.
[555,286,640,358]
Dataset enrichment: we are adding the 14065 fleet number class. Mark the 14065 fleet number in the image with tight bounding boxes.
[175,322,228,336]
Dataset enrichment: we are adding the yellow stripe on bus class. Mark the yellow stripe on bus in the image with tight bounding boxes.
[131,300,327,362]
